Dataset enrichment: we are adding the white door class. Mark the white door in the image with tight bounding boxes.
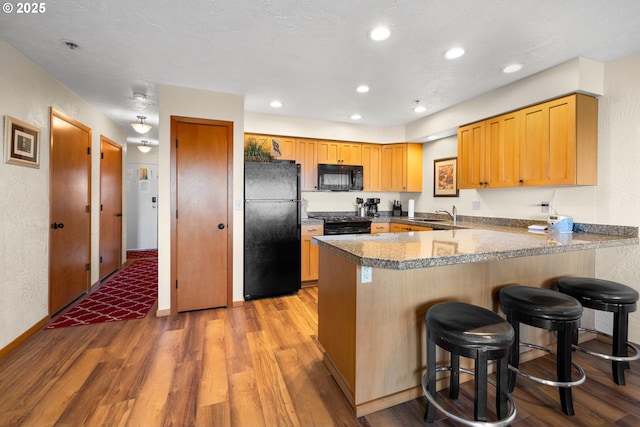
[126,162,158,250]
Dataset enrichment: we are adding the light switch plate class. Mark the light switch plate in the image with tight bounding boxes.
[361,266,372,283]
[235,200,242,210]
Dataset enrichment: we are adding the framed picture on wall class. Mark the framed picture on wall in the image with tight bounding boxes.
[433,157,458,197]
[4,115,41,168]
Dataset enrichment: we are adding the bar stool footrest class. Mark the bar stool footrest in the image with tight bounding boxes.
[511,342,586,388]
[422,365,517,427]
[575,327,640,362]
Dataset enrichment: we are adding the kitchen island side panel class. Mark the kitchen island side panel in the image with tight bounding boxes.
[318,247,595,417]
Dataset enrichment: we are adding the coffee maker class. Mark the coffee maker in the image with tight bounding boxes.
[365,198,380,217]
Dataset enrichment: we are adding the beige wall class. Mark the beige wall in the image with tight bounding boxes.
[0,40,126,349]
[157,84,245,309]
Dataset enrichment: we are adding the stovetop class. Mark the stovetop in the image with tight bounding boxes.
[310,215,373,224]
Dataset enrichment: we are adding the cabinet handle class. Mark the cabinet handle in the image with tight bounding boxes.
[519,179,524,184]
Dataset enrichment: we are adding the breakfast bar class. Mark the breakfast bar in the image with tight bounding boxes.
[313,223,638,416]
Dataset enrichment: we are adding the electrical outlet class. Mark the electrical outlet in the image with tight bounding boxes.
[472,201,480,210]
[361,266,372,283]
[541,201,550,213]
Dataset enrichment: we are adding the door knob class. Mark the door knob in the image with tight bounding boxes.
[51,222,64,229]
[116,213,123,217]
[218,223,225,230]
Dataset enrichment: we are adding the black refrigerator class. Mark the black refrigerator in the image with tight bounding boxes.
[244,161,302,300]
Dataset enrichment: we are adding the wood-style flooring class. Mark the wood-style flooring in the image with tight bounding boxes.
[1,286,639,426]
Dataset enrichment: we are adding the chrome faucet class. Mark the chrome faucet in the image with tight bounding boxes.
[437,205,457,226]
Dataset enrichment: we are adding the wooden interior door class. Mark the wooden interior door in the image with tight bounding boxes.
[99,136,123,280]
[49,108,91,315]
[171,116,233,312]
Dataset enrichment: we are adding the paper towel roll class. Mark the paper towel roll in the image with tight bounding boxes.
[408,199,415,218]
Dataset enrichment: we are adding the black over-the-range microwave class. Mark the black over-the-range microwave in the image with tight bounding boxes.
[317,164,364,191]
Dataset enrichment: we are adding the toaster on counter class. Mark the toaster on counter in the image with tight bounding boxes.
[547,215,574,233]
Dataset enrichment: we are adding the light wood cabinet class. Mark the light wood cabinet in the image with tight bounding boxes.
[381,143,423,192]
[389,223,432,232]
[457,93,597,189]
[370,222,389,234]
[458,112,520,189]
[519,93,597,186]
[244,134,296,161]
[296,138,318,191]
[361,143,382,191]
[457,122,485,189]
[301,224,323,281]
[317,141,362,165]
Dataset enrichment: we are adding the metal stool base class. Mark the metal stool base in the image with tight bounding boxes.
[511,342,586,388]
[575,327,640,362]
[422,365,516,427]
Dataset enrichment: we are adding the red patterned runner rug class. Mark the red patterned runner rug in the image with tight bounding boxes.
[45,259,158,329]
[126,249,158,259]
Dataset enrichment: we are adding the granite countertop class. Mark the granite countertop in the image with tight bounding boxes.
[313,219,639,270]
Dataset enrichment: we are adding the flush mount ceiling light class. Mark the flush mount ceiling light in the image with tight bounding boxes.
[413,100,426,113]
[137,140,152,153]
[502,63,523,73]
[131,115,151,134]
[426,135,438,141]
[351,114,362,120]
[444,47,465,60]
[369,26,390,41]
[270,100,283,108]
[132,92,147,101]
[356,85,370,93]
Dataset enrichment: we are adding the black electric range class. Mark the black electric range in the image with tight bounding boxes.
[310,215,373,235]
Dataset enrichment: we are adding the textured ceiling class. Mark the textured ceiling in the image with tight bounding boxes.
[1,0,640,146]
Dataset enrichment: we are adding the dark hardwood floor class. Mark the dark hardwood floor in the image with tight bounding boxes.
[1,286,639,426]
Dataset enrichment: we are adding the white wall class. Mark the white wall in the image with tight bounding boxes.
[157,84,245,310]
[0,40,126,349]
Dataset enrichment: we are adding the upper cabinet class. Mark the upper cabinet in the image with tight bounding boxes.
[458,93,597,189]
[519,94,597,186]
[244,133,423,193]
[317,141,362,165]
[296,138,318,191]
[381,143,423,192]
[244,134,296,161]
[361,143,382,191]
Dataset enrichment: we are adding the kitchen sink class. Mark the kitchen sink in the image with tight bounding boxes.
[408,218,447,222]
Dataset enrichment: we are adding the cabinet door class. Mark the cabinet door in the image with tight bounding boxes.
[317,141,340,164]
[370,222,389,234]
[301,225,323,281]
[362,144,382,191]
[340,143,362,165]
[381,145,407,191]
[405,143,423,192]
[296,138,318,191]
[457,122,485,189]
[485,112,520,187]
[270,136,296,161]
[520,96,576,186]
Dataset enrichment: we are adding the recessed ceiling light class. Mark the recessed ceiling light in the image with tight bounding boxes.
[369,26,390,41]
[356,85,370,93]
[502,63,523,73]
[444,47,465,60]
[426,135,438,141]
[270,100,283,108]
[351,114,362,120]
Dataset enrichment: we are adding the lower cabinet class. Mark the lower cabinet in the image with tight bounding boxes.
[301,224,323,282]
[371,222,390,234]
[389,223,433,232]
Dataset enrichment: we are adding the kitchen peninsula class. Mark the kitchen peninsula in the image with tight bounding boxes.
[313,222,638,416]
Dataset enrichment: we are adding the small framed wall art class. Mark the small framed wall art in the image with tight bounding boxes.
[4,115,41,168]
[433,157,458,197]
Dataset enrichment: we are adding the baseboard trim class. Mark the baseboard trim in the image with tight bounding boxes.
[0,316,49,358]
[156,309,170,317]
[232,300,244,308]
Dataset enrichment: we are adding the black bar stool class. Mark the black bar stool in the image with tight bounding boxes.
[423,302,516,426]
[499,286,586,416]
[555,277,640,385]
